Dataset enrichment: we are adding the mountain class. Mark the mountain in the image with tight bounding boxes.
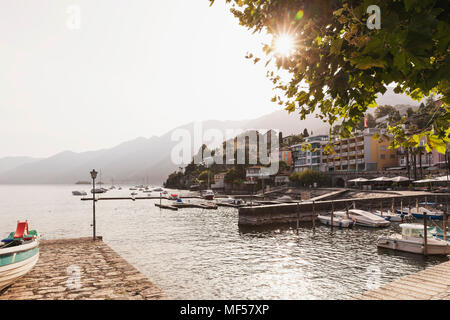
[0,157,41,175]
[0,110,329,185]
[0,89,418,185]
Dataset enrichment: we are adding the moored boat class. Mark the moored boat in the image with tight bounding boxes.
[201,190,215,200]
[0,221,40,291]
[372,210,403,222]
[335,209,390,227]
[72,190,87,196]
[377,223,450,255]
[318,215,354,228]
[395,204,444,220]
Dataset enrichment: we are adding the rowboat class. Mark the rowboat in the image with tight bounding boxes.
[377,223,450,255]
[0,221,40,291]
[317,215,354,228]
[334,209,391,227]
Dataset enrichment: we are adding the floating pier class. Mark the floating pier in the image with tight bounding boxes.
[238,192,450,226]
[0,237,169,300]
[353,260,450,300]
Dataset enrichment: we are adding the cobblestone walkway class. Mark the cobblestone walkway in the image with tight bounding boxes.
[0,237,169,300]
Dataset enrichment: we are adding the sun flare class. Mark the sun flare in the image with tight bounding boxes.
[274,34,295,57]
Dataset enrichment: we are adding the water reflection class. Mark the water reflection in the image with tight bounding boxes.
[0,184,448,299]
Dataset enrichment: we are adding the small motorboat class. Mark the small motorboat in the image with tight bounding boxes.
[377,223,450,255]
[335,209,390,227]
[372,210,403,222]
[428,226,450,242]
[396,204,444,220]
[72,190,87,196]
[153,187,164,192]
[91,188,107,194]
[0,221,40,291]
[168,193,179,200]
[130,192,138,196]
[276,195,295,203]
[201,190,215,200]
[318,214,354,228]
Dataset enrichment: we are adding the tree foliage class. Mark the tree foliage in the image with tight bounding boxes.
[289,169,325,186]
[210,0,449,153]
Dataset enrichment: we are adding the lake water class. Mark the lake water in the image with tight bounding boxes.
[0,184,447,299]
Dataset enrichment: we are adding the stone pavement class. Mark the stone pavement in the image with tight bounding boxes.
[0,237,169,300]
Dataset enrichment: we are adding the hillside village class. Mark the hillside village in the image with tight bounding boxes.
[165,98,450,193]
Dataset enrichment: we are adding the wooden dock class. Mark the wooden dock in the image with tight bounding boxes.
[0,237,169,300]
[238,192,450,226]
[353,260,450,300]
[81,196,201,201]
[155,203,178,210]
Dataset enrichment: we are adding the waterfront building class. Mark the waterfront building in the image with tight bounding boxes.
[397,137,449,170]
[291,135,329,172]
[291,129,400,173]
[211,172,227,190]
[279,147,293,166]
[323,128,398,172]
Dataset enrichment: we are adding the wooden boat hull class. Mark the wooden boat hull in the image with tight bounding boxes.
[0,240,39,291]
[377,237,450,255]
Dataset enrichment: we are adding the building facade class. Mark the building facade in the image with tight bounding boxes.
[291,135,328,172]
[291,129,400,173]
[323,128,398,172]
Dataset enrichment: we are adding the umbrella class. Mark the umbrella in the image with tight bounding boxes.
[413,178,439,183]
[348,178,369,182]
[389,176,410,182]
[370,176,392,182]
[435,175,450,181]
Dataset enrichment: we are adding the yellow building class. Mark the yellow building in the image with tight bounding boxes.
[322,128,398,172]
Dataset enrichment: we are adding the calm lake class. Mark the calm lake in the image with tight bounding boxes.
[0,184,447,299]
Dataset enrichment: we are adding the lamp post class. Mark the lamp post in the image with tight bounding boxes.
[90,169,98,241]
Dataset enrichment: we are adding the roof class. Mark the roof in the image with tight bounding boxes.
[399,223,427,230]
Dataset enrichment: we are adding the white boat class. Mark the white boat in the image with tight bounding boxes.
[377,223,450,255]
[153,187,164,192]
[72,190,87,196]
[335,209,391,227]
[318,215,354,228]
[372,210,403,222]
[0,221,40,291]
[201,190,215,200]
[276,195,295,203]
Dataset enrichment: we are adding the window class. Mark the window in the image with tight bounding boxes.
[390,154,395,159]
[380,154,386,159]
[380,146,386,151]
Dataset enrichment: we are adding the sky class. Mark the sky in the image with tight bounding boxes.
[0,0,279,158]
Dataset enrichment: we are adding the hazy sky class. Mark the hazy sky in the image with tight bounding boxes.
[0,0,280,158]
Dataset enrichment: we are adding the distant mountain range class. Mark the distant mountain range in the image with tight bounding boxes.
[0,110,329,185]
[0,88,420,185]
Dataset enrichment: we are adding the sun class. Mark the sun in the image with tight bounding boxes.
[274,34,295,57]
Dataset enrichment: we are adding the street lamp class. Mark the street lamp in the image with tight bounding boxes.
[90,169,98,241]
